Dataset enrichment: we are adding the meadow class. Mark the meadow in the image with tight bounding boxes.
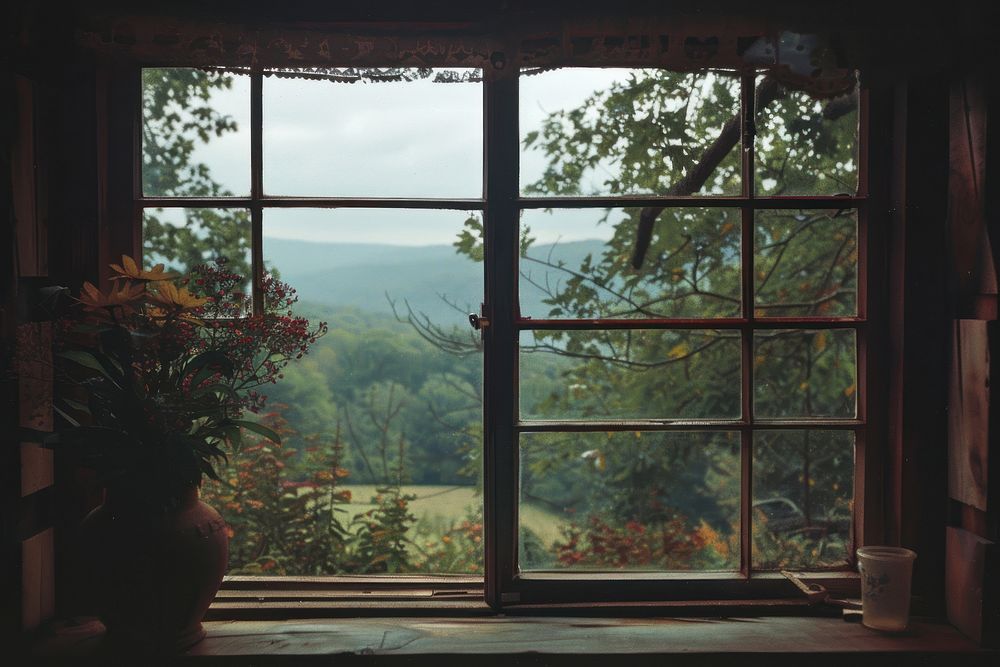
[340,485,568,548]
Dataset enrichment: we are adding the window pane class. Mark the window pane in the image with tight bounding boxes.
[262,208,483,331]
[755,74,859,196]
[754,329,857,418]
[519,431,740,571]
[520,329,740,420]
[263,69,482,197]
[520,208,741,319]
[142,208,252,300]
[142,68,250,197]
[199,208,484,575]
[753,430,854,569]
[755,209,858,317]
[520,68,741,196]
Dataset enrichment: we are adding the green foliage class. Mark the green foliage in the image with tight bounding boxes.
[201,408,486,575]
[351,486,417,573]
[141,68,252,278]
[201,410,355,574]
[524,71,742,196]
[141,68,237,197]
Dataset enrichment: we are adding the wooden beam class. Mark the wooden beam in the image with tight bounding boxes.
[948,320,991,510]
[20,528,54,633]
[946,526,999,647]
[887,77,951,615]
[948,72,995,320]
[17,322,52,497]
[1,65,24,647]
[11,75,42,278]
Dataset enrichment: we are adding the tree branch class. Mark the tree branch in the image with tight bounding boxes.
[631,77,783,269]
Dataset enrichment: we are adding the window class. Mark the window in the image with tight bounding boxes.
[138,62,866,604]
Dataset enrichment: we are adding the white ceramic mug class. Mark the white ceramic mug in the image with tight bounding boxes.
[856,546,917,631]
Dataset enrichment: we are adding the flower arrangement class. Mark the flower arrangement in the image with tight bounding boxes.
[50,256,327,508]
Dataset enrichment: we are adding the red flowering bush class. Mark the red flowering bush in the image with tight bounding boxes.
[554,513,711,570]
[411,514,484,574]
[185,259,329,416]
[202,407,439,575]
[200,409,357,574]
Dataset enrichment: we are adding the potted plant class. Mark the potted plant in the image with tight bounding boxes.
[47,256,326,651]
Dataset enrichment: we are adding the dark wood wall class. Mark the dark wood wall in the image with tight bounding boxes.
[944,68,1000,645]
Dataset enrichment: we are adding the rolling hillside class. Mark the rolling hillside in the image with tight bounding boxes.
[263,237,608,323]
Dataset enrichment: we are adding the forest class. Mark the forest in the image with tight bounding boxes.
[140,66,859,575]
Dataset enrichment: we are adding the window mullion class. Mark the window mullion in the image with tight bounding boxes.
[740,72,757,579]
[250,68,264,315]
[483,64,519,608]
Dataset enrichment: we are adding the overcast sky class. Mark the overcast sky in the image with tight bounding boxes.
[183,68,633,246]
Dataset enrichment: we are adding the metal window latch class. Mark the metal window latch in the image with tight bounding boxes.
[469,304,490,331]
[781,570,861,613]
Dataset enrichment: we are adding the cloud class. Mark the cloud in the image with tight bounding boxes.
[185,67,639,245]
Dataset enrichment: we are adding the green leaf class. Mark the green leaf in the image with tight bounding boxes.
[56,397,91,414]
[228,419,281,444]
[197,456,221,481]
[52,405,82,428]
[183,350,234,383]
[190,382,241,401]
[57,350,119,384]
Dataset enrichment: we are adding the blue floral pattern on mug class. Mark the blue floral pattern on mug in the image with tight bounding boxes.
[860,568,890,601]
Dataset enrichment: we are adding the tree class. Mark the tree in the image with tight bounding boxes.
[141,68,252,278]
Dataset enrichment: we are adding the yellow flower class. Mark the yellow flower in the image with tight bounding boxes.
[149,281,209,310]
[146,304,204,326]
[110,255,179,281]
[76,280,145,313]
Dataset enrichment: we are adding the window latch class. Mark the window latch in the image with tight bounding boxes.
[468,305,490,331]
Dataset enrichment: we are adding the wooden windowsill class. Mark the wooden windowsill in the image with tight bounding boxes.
[205,571,862,619]
[28,616,996,664]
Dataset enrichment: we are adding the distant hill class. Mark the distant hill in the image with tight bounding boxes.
[263,237,609,324]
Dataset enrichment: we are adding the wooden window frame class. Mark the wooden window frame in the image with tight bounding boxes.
[491,69,873,606]
[127,60,881,612]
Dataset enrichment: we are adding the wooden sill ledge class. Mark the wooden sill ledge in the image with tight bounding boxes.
[28,616,997,665]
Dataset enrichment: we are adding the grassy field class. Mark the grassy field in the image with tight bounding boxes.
[342,485,568,547]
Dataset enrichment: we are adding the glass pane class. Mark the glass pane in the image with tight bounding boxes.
[263,68,482,197]
[199,207,484,575]
[755,209,858,317]
[753,430,854,569]
[142,68,250,197]
[520,329,740,420]
[755,74,859,196]
[520,208,741,319]
[142,208,252,300]
[519,431,740,571]
[520,68,741,196]
[262,208,483,331]
[754,329,857,418]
